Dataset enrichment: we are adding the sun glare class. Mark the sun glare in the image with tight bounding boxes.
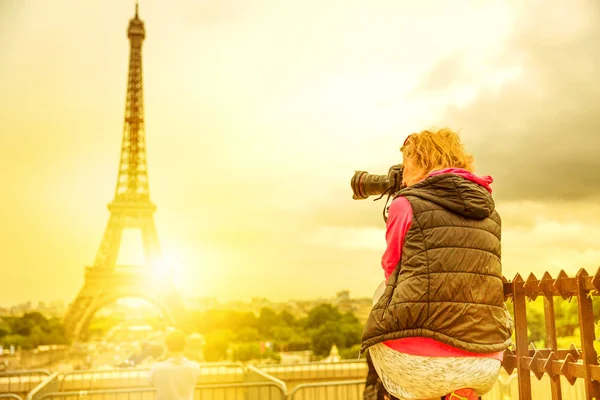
[152,258,172,280]
[116,228,146,266]
[115,228,180,282]
[117,297,151,309]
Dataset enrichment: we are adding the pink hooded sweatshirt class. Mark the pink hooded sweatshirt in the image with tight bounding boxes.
[381,168,504,361]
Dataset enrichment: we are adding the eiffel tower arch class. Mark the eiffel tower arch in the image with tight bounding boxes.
[64,3,188,340]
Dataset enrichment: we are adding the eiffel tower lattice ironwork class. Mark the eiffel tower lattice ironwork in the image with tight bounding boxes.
[64,3,187,340]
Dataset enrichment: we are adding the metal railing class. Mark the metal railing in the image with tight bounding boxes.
[288,380,365,400]
[502,268,600,400]
[0,395,24,400]
[40,388,155,400]
[58,362,245,391]
[246,365,287,395]
[0,370,51,395]
[36,382,287,400]
[258,360,367,381]
[26,372,59,400]
[58,368,150,391]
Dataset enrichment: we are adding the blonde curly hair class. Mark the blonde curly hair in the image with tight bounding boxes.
[401,128,474,175]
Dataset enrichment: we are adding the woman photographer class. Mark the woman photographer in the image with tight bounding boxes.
[361,128,513,400]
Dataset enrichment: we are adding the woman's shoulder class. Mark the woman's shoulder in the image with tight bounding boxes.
[389,196,414,215]
[390,196,411,209]
[387,197,413,224]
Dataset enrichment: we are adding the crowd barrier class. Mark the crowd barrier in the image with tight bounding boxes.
[4,358,594,399]
[22,364,286,400]
[35,382,287,400]
[0,370,51,395]
[288,380,365,400]
[258,360,367,381]
[58,362,245,391]
[26,372,59,400]
[0,394,24,400]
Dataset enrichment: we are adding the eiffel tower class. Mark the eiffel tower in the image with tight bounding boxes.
[64,3,187,340]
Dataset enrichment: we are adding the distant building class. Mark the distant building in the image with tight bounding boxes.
[336,290,350,303]
[279,350,312,364]
[334,290,353,313]
[321,344,341,363]
[251,297,272,310]
[9,302,33,316]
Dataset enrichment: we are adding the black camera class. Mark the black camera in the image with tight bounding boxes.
[350,164,404,200]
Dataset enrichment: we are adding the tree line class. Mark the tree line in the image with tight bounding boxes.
[194,304,363,362]
[0,312,69,350]
[5,299,600,362]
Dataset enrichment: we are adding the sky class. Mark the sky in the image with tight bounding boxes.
[1,0,599,306]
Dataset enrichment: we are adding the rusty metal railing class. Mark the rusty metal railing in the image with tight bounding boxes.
[502,268,600,400]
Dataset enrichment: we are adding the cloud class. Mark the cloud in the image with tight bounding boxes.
[422,0,600,202]
[498,200,600,228]
[502,218,600,278]
[415,53,471,93]
[161,0,600,299]
[307,226,384,251]
[3,0,599,304]
[177,0,279,27]
[490,198,600,278]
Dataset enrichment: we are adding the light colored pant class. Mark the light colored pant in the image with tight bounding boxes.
[369,342,501,399]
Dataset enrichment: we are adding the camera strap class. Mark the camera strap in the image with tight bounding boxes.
[373,187,395,223]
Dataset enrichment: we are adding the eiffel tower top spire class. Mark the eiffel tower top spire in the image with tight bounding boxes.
[114,2,149,204]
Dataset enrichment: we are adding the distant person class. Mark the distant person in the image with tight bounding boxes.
[361,128,513,400]
[148,329,200,400]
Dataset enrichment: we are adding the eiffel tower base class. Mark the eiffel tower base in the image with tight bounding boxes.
[64,267,188,341]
